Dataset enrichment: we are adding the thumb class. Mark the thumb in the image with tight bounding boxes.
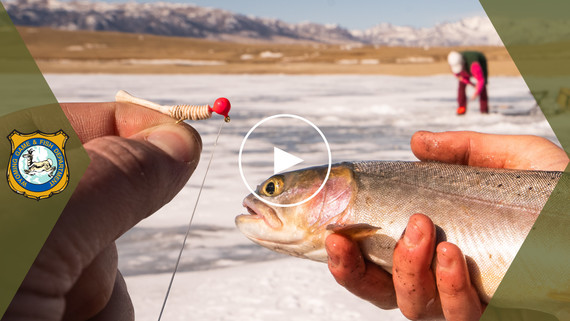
[53,122,201,271]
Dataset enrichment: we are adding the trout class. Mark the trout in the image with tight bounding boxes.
[236,161,565,312]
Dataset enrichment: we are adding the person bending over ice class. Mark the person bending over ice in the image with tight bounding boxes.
[447,51,489,115]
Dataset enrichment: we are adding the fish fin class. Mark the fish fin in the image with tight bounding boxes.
[326,223,381,240]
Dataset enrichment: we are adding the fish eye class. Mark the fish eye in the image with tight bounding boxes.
[260,175,284,197]
[266,182,275,194]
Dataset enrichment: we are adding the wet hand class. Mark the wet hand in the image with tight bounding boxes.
[411,131,568,172]
[326,130,568,321]
[4,102,202,321]
[327,214,483,321]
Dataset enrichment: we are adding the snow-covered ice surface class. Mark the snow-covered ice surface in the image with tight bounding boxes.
[46,74,558,321]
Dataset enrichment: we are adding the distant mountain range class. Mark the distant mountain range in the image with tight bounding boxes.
[5,0,504,46]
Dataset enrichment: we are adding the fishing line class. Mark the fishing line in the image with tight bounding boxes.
[157,121,225,321]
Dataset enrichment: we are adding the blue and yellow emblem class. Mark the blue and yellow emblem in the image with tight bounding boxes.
[7,130,69,200]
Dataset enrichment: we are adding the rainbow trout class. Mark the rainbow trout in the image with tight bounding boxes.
[236,161,563,309]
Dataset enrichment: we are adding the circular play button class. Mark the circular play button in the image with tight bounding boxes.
[239,114,331,207]
[273,146,304,175]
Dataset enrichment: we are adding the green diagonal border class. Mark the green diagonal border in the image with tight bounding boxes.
[0,3,90,318]
[480,0,570,320]
[2,0,569,319]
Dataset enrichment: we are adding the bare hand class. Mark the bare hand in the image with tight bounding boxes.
[326,130,568,321]
[412,131,568,172]
[4,102,202,320]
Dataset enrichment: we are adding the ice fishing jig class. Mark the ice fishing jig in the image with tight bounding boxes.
[115,90,231,122]
[114,90,231,319]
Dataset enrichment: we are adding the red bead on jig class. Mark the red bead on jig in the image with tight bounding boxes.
[210,97,231,122]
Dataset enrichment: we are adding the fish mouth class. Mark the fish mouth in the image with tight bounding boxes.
[240,195,283,229]
[242,197,283,229]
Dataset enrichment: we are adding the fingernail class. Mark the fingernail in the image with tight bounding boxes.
[403,221,424,248]
[326,241,341,268]
[329,252,340,268]
[437,246,454,269]
[144,124,200,163]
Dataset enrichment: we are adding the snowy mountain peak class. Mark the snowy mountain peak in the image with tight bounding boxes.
[5,0,502,46]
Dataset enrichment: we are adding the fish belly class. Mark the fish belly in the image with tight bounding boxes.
[347,161,560,304]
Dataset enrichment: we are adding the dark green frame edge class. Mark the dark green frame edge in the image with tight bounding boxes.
[480,0,570,320]
[0,2,90,318]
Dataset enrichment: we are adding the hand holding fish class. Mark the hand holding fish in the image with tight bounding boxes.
[325,131,569,321]
[3,102,202,320]
[326,212,482,321]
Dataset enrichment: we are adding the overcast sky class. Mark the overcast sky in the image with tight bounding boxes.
[93,0,487,29]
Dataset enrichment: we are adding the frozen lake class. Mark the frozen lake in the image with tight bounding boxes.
[46,74,557,321]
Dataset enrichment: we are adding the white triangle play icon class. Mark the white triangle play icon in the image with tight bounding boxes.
[274,147,304,175]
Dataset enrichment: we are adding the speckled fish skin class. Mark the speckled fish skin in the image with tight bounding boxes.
[348,161,560,304]
[236,161,562,306]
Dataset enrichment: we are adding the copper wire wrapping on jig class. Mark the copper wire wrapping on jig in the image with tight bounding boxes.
[169,104,212,121]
